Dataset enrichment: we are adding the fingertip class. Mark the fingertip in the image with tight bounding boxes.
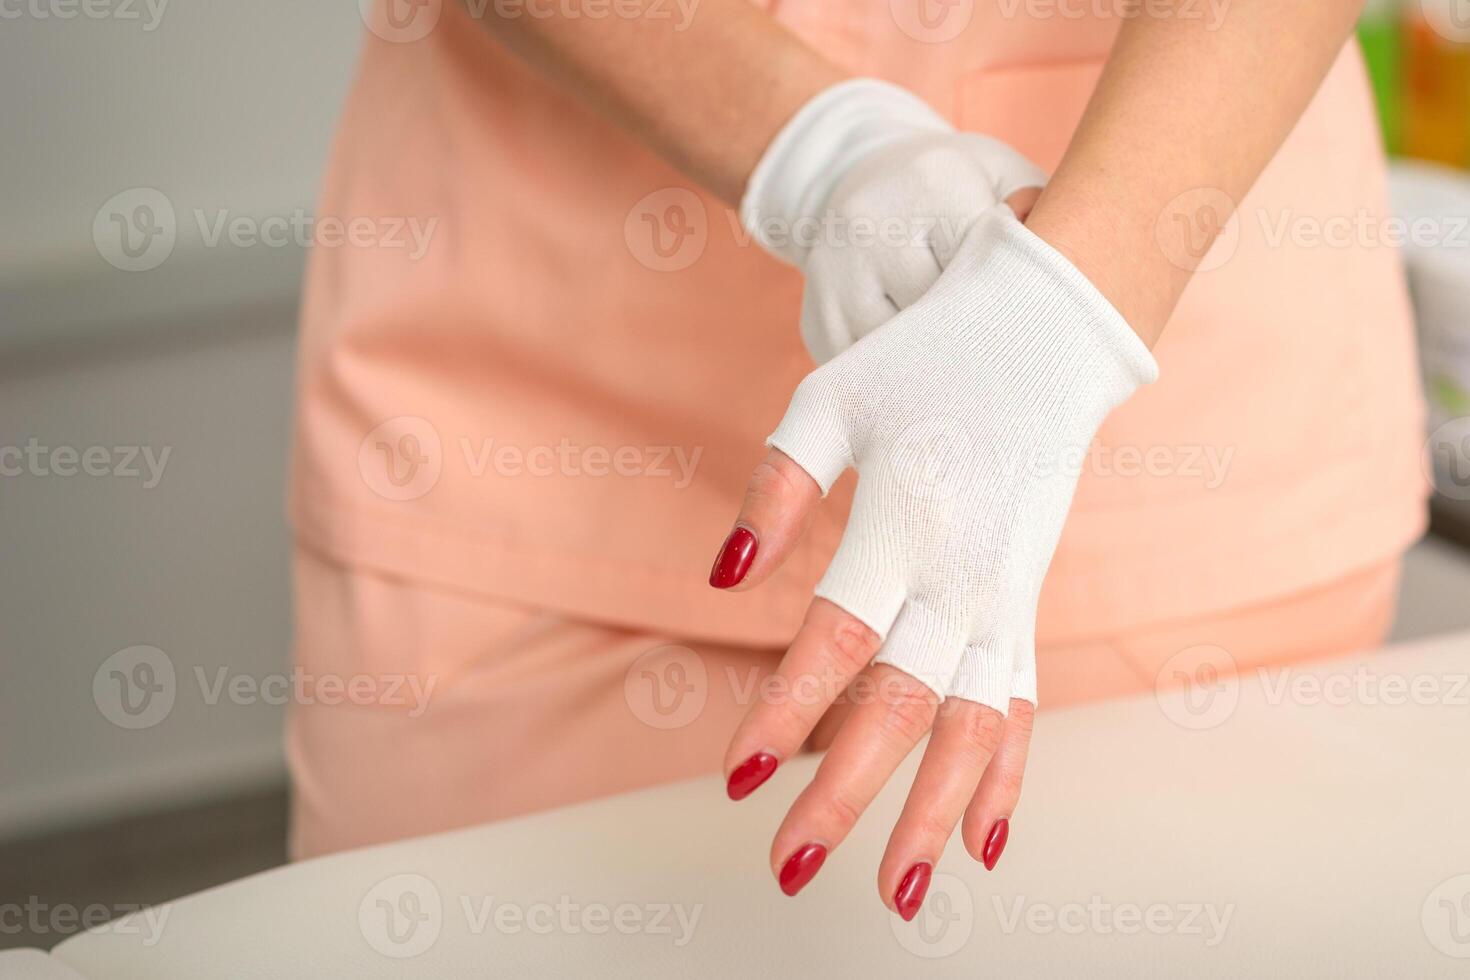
[708,524,758,589]
[710,449,822,593]
[982,817,1009,871]
[775,841,828,896]
[893,861,932,921]
[725,750,779,801]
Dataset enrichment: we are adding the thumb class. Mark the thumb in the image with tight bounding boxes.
[711,369,852,591]
[709,448,823,591]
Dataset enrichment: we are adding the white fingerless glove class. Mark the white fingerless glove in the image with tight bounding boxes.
[767,208,1158,713]
[741,78,1046,364]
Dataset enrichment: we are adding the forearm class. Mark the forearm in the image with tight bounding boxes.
[464,0,845,203]
[1026,0,1367,347]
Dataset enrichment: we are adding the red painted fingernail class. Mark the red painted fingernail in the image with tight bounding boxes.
[983,818,1009,871]
[726,752,778,801]
[709,526,757,588]
[894,862,932,921]
[778,843,827,896]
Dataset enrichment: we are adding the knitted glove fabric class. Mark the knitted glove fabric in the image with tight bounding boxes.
[740,78,1047,365]
[766,208,1158,713]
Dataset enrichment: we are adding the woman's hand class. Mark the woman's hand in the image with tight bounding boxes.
[722,590,1034,915]
[740,79,1045,365]
[710,208,1157,916]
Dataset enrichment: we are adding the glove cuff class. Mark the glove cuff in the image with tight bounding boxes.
[739,78,952,267]
[957,211,1160,397]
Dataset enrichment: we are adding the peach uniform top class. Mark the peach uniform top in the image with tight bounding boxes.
[291,0,1427,650]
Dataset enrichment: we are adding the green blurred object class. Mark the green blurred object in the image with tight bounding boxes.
[1430,373,1470,417]
[1359,0,1403,155]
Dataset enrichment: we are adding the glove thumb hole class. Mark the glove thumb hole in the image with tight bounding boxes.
[766,373,853,495]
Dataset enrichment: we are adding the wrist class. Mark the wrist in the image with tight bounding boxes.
[1024,197,1176,349]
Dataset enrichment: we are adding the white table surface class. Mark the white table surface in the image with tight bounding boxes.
[47,630,1470,978]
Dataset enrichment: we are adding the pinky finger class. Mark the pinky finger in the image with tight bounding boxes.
[961,698,1034,870]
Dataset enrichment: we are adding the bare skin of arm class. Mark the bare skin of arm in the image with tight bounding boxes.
[470,0,1362,342]
[466,0,1368,909]
[1026,0,1367,346]
[467,0,844,204]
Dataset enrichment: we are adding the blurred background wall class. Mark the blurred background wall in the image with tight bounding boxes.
[0,2,360,837]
